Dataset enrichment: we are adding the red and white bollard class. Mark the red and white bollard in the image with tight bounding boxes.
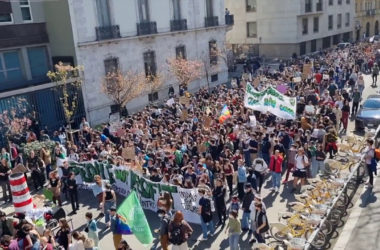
[9,173,33,213]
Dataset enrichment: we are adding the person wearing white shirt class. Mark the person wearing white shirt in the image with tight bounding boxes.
[292,148,309,193]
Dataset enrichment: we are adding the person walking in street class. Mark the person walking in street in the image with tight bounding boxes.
[212,178,227,226]
[372,63,379,87]
[67,172,79,214]
[283,144,297,184]
[102,183,116,226]
[292,148,309,193]
[252,158,267,193]
[237,159,247,200]
[109,206,123,250]
[168,211,193,250]
[85,212,99,247]
[351,87,361,116]
[198,189,214,240]
[56,218,71,250]
[241,183,255,231]
[253,203,269,243]
[269,150,283,193]
[315,144,326,176]
[364,139,376,188]
[0,159,11,204]
[224,210,241,250]
[341,99,350,134]
[157,209,170,250]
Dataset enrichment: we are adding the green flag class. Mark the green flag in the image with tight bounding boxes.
[117,191,153,245]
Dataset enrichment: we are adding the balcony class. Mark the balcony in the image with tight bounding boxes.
[0,23,49,48]
[205,16,219,27]
[137,21,157,36]
[170,19,187,32]
[225,14,234,25]
[95,25,121,41]
[316,2,323,11]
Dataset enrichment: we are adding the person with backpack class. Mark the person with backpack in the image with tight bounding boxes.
[253,203,269,243]
[157,209,170,250]
[168,211,193,250]
[198,189,215,240]
[365,139,376,188]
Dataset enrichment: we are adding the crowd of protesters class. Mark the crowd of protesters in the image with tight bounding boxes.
[0,41,379,249]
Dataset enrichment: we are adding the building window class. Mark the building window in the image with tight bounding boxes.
[338,0,342,4]
[246,0,257,12]
[329,0,333,5]
[345,13,350,26]
[247,22,257,37]
[172,0,181,20]
[316,0,323,11]
[311,39,317,52]
[313,17,319,32]
[300,42,306,55]
[206,0,213,17]
[104,57,119,75]
[138,0,150,22]
[148,92,159,102]
[346,0,350,4]
[175,45,186,59]
[96,0,111,27]
[328,15,333,30]
[27,47,49,79]
[209,40,217,65]
[0,13,12,24]
[305,0,312,12]
[211,74,218,82]
[20,0,32,22]
[0,51,23,82]
[143,51,157,77]
[302,18,308,35]
[337,13,342,28]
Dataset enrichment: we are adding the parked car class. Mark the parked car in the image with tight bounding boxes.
[337,42,351,49]
[355,95,380,131]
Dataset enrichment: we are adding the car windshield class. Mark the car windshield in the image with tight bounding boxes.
[363,99,380,109]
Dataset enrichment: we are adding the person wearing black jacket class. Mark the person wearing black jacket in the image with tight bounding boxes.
[253,203,269,243]
[241,183,255,231]
[0,159,11,203]
[67,172,79,214]
[213,179,227,226]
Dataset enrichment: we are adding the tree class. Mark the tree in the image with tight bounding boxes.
[47,62,83,127]
[101,70,164,112]
[167,58,202,88]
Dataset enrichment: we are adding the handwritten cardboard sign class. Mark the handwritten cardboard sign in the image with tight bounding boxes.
[180,109,188,121]
[293,77,302,83]
[302,64,312,79]
[179,96,190,107]
[122,146,135,160]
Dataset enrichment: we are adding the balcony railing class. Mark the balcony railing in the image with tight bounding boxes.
[170,19,187,32]
[0,22,49,48]
[225,14,234,25]
[316,2,323,11]
[137,21,157,36]
[205,16,219,27]
[95,25,121,41]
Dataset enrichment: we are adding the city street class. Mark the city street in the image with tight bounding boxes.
[1,74,377,250]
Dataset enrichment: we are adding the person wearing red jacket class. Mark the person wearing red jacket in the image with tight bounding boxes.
[269,150,283,193]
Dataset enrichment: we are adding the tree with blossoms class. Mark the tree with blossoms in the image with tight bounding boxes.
[167,57,203,88]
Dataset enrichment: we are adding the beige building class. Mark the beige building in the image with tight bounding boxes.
[355,0,380,40]
[226,0,355,58]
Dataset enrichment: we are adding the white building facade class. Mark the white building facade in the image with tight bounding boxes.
[226,0,355,58]
[66,0,230,125]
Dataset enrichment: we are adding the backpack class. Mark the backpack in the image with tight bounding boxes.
[169,223,185,245]
[375,148,380,161]
[201,198,213,223]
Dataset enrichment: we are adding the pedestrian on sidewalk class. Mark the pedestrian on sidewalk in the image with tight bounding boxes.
[241,183,255,231]
[364,139,376,188]
[252,158,267,193]
[237,159,247,200]
[283,144,297,184]
[67,172,79,214]
[102,183,116,226]
[224,210,241,250]
[253,203,269,243]
[292,148,309,193]
[48,170,62,207]
[168,211,193,250]
[85,212,99,247]
[212,178,227,226]
[372,63,379,86]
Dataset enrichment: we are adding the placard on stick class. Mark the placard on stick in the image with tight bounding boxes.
[302,64,312,79]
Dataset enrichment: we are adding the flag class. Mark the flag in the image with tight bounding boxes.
[116,217,133,235]
[219,104,231,124]
[117,191,153,244]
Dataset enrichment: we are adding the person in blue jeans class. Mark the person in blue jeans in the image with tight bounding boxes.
[225,210,241,250]
[198,189,215,240]
[241,183,255,231]
[102,183,117,226]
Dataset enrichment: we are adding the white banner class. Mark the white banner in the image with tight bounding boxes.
[244,83,297,120]
[68,161,202,224]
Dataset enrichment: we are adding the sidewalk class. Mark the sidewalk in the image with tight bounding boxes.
[333,177,380,250]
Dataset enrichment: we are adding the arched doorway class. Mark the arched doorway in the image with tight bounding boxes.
[366,22,370,37]
[375,21,379,35]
